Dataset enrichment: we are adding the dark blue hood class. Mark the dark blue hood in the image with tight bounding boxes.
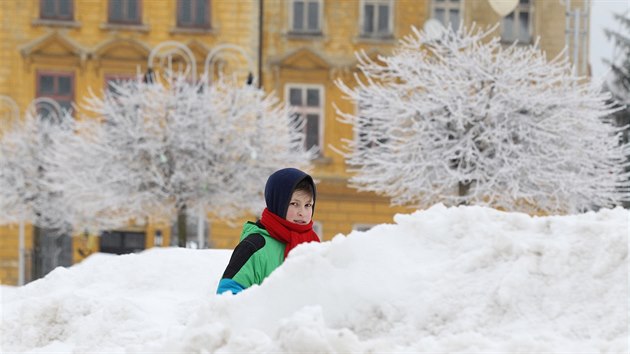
[264,168,316,218]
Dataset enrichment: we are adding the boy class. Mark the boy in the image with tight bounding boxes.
[216,168,319,295]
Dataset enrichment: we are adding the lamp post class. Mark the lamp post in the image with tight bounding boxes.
[0,95,20,131]
[1,95,64,286]
[143,42,256,249]
[0,95,25,286]
[26,97,64,283]
[26,97,64,122]
[147,41,204,248]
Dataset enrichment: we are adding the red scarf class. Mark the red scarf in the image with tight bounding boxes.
[260,208,320,259]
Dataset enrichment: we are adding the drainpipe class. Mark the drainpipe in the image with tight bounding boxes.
[258,0,264,89]
[18,220,25,285]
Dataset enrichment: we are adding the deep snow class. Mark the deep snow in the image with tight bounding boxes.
[1,204,628,353]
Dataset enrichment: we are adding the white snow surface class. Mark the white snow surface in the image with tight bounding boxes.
[1,204,628,353]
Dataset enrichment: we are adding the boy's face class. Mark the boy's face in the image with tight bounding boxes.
[285,190,313,225]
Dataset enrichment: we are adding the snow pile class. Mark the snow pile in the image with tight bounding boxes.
[1,204,628,353]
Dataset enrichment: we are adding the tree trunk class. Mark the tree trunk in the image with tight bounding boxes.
[31,225,42,281]
[197,206,205,249]
[177,205,187,248]
[458,180,471,205]
[18,220,25,285]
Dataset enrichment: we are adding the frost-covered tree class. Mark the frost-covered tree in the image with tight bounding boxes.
[0,111,71,230]
[604,12,630,110]
[603,11,630,208]
[44,72,313,246]
[335,25,630,214]
[0,110,75,282]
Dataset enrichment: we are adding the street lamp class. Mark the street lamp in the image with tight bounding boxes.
[0,95,26,286]
[148,41,198,80]
[0,95,20,131]
[26,97,64,123]
[204,44,256,85]
[142,42,256,249]
[147,41,205,249]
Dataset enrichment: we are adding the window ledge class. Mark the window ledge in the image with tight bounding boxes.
[354,34,396,44]
[32,19,81,28]
[500,38,533,46]
[286,31,324,40]
[169,27,216,35]
[100,23,150,32]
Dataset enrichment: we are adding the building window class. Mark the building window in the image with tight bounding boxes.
[431,0,461,31]
[177,0,210,28]
[40,0,73,21]
[36,71,74,119]
[287,85,323,155]
[502,0,532,43]
[290,0,321,34]
[360,0,393,37]
[99,231,146,255]
[108,0,141,25]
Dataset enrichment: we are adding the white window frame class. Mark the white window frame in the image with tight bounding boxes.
[430,0,463,31]
[289,0,323,34]
[501,0,533,43]
[359,0,394,38]
[285,83,325,156]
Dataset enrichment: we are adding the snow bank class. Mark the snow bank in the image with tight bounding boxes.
[1,204,628,353]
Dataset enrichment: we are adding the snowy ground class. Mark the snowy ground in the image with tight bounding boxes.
[1,204,628,353]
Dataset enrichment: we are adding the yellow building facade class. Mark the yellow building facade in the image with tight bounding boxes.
[0,0,588,285]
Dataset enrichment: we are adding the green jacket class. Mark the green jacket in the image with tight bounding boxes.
[216,221,285,294]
